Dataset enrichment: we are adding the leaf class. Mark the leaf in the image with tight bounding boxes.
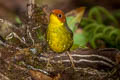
[71,32,88,50]
[66,7,87,49]
[15,16,22,24]
[66,7,86,32]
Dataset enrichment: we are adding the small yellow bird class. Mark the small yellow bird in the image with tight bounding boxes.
[46,9,73,53]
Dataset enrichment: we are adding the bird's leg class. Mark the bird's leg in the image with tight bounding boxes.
[66,51,75,69]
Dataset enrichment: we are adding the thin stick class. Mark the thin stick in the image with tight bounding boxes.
[67,51,75,69]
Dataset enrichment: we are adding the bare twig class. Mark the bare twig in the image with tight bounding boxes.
[27,26,35,45]
[66,51,75,69]
[0,72,10,80]
[6,32,27,46]
[27,0,35,19]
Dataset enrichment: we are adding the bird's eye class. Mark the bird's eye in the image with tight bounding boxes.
[58,14,62,18]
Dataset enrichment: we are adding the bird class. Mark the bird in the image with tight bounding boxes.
[46,9,75,68]
[46,9,73,52]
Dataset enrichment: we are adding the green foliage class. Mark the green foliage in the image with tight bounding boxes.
[67,15,87,49]
[15,16,22,24]
[88,6,119,27]
[66,16,78,32]
[73,32,87,48]
[80,6,120,49]
[113,9,120,20]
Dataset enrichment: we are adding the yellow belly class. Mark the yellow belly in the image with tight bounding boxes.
[47,24,73,53]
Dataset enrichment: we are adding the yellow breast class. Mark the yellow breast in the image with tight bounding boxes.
[46,14,73,52]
